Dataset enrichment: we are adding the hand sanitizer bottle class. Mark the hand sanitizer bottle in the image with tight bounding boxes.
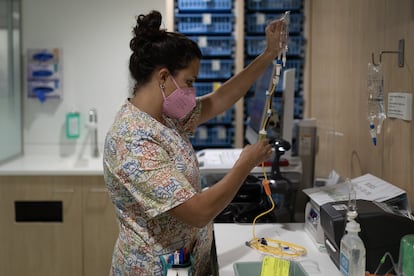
[66,110,80,139]
[339,219,366,276]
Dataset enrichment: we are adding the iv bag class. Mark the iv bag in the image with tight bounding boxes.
[367,62,386,145]
[280,12,289,50]
[278,11,290,66]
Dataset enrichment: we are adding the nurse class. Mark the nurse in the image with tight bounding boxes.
[103,10,287,276]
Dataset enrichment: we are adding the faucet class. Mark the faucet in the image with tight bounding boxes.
[88,109,99,157]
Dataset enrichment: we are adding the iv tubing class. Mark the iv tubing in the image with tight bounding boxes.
[247,162,307,258]
[373,252,400,276]
[258,61,281,140]
[247,39,307,258]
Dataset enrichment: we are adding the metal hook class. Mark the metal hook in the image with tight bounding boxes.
[371,39,405,67]
[371,52,380,66]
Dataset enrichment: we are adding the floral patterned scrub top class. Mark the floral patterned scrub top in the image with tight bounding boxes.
[103,99,213,276]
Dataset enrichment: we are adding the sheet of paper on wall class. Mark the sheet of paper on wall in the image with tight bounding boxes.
[303,173,407,208]
[387,92,412,121]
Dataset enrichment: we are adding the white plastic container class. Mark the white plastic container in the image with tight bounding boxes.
[339,220,366,276]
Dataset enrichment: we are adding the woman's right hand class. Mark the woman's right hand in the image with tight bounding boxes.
[236,139,273,169]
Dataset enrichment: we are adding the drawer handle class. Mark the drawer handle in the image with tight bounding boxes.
[53,188,75,193]
[325,238,337,253]
[15,201,63,222]
[88,188,107,193]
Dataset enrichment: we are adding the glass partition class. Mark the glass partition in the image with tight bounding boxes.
[0,0,22,162]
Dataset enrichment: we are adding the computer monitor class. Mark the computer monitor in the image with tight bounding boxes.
[245,63,296,147]
[245,62,275,144]
[244,91,266,145]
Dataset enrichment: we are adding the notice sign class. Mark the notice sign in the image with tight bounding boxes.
[388,92,412,121]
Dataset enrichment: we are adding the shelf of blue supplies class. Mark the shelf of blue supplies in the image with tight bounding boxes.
[175,0,236,149]
[191,82,235,148]
[176,0,233,12]
[27,48,62,103]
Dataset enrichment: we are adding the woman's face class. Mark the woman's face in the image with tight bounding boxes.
[165,58,200,95]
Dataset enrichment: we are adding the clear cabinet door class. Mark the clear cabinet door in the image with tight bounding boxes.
[0,0,22,162]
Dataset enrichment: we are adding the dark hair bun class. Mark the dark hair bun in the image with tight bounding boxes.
[135,10,162,34]
[131,10,165,51]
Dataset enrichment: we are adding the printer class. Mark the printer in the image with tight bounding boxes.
[303,174,409,249]
[320,199,414,274]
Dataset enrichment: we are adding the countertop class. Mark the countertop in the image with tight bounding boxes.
[0,154,103,176]
[214,223,340,276]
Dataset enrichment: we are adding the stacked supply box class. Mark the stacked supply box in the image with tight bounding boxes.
[175,0,235,149]
[244,0,305,143]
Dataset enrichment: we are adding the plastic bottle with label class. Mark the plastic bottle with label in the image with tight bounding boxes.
[66,110,80,139]
[339,219,366,276]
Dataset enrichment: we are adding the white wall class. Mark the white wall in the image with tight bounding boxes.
[22,0,166,157]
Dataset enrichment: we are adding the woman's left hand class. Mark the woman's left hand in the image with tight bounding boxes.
[264,16,289,59]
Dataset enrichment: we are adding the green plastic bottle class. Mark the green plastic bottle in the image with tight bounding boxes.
[66,111,80,139]
[399,234,414,276]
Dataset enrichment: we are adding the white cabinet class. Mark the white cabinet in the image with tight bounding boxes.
[0,176,118,276]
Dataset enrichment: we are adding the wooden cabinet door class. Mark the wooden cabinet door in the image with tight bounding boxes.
[82,176,118,276]
[0,176,83,276]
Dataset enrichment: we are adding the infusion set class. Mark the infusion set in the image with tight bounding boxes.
[367,62,386,145]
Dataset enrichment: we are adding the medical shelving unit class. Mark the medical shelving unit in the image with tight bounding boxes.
[174,0,236,149]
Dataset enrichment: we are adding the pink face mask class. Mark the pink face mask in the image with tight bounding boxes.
[161,76,196,119]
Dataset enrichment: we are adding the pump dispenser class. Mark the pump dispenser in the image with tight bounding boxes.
[339,181,366,276]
